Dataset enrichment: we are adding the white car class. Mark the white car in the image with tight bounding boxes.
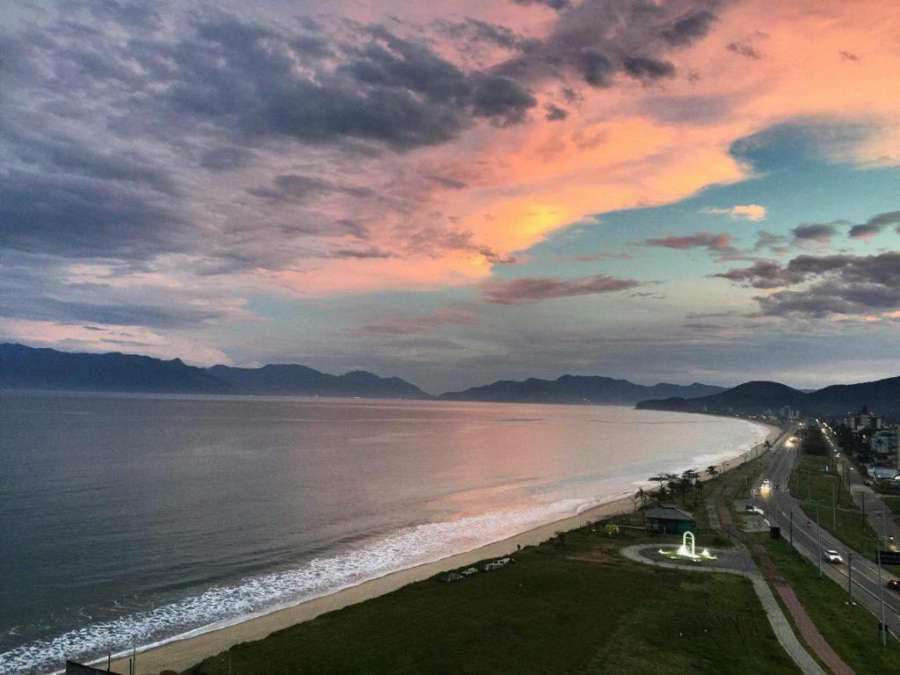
[745,505,765,516]
[761,479,771,487]
[823,549,843,564]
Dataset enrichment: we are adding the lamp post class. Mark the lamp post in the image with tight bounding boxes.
[816,505,822,577]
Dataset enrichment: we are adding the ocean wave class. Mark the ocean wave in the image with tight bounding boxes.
[0,497,604,675]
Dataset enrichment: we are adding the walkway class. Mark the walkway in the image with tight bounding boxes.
[754,544,854,675]
[620,544,825,675]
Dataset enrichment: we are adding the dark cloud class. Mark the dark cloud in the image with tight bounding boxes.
[727,41,762,60]
[482,274,642,304]
[753,230,789,253]
[68,0,163,30]
[660,10,717,47]
[712,260,797,289]
[0,170,183,259]
[199,147,255,171]
[494,1,720,89]
[581,50,615,87]
[623,56,676,81]
[0,253,246,330]
[643,232,735,253]
[544,103,568,121]
[511,0,571,11]
[792,223,836,243]
[469,74,537,124]
[436,18,531,52]
[715,252,900,317]
[247,174,372,203]
[848,210,900,239]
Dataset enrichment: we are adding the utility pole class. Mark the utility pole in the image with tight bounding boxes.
[847,551,852,604]
[878,548,887,647]
[790,509,794,545]
[816,505,822,577]
[832,481,837,529]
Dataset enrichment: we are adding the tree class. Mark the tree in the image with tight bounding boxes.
[706,465,719,479]
[681,469,700,505]
[633,487,649,509]
[648,474,671,499]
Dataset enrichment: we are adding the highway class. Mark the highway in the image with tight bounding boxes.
[752,425,900,640]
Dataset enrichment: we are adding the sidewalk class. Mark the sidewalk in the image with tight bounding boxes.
[620,544,825,675]
[754,543,855,675]
[714,467,855,674]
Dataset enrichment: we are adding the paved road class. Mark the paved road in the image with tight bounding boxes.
[819,423,900,546]
[753,425,900,639]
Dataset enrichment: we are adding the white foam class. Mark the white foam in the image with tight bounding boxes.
[1,496,610,675]
[2,416,774,675]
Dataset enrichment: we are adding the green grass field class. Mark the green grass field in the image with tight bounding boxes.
[791,455,882,560]
[184,527,797,675]
[760,536,900,673]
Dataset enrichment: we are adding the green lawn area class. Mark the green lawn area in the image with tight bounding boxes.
[790,454,882,560]
[183,528,797,675]
[760,536,900,673]
[881,494,900,515]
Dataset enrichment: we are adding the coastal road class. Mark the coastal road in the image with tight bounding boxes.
[819,422,900,547]
[752,426,900,639]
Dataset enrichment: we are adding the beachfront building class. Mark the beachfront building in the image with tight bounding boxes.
[870,427,900,462]
[643,505,696,535]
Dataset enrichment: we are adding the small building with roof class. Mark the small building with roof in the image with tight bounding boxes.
[643,505,696,535]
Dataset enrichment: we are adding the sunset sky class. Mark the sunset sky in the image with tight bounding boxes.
[2,0,899,393]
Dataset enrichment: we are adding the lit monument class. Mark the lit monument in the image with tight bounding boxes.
[658,531,717,561]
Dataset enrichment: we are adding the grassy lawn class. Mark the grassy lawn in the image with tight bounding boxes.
[881,494,900,515]
[760,536,900,673]
[790,454,882,560]
[183,527,796,675]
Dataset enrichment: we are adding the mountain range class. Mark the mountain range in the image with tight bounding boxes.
[1,343,724,403]
[0,343,429,399]
[440,375,725,404]
[636,378,900,418]
[4,343,896,416]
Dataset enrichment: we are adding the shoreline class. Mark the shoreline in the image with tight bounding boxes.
[100,420,782,675]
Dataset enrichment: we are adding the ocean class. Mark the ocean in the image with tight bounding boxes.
[0,391,769,673]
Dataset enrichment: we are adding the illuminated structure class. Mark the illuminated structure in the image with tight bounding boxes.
[659,531,717,562]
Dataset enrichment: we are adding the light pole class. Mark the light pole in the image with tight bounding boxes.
[816,505,822,577]
[847,551,852,603]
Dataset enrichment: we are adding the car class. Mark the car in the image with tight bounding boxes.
[762,478,771,486]
[888,579,900,593]
[823,549,843,564]
[744,505,764,516]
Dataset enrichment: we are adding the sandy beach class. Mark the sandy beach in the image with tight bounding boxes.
[109,422,783,675]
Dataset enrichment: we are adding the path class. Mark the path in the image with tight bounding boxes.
[621,544,825,675]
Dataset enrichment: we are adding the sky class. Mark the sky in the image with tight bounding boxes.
[1,0,899,394]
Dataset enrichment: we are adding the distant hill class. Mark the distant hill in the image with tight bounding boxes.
[0,343,230,393]
[208,364,428,399]
[0,343,430,399]
[637,377,900,418]
[440,374,726,405]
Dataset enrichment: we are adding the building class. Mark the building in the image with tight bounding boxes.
[845,406,884,432]
[644,505,696,534]
[870,427,900,460]
[780,405,799,421]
